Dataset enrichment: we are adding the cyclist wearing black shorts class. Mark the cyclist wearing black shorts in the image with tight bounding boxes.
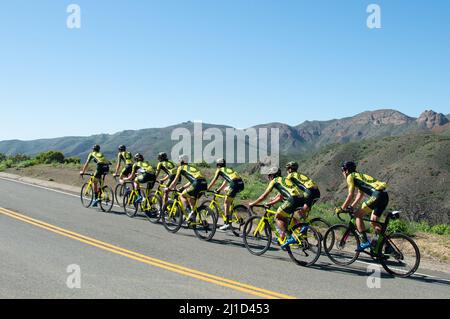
[122,153,156,204]
[80,144,111,207]
[113,145,134,180]
[155,152,177,203]
[208,158,245,230]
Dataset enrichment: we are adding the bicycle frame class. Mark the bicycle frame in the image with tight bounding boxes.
[166,190,203,226]
[206,192,238,222]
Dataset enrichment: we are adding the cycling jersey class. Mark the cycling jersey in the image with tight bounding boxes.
[347,172,387,197]
[117,151,133,165]
[266,177,303,200]
[213,167,242,183]
[131,161,155,176]
[87,152,109,164]
[156,160,177,177]
[287,172,317,192]
[176,164,205,184]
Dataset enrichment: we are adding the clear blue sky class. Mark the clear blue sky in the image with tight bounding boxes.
[1,0,449,141]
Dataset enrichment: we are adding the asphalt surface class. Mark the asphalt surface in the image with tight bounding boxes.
[1,177,450,299]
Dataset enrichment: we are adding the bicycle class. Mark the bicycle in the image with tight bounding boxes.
[122,181,162,220]
[202,191,251,237]
[243,204,322,267]
[160,189,217,241]
[114,177,133,207]
[80,173,114,212]
[323,209,421,278]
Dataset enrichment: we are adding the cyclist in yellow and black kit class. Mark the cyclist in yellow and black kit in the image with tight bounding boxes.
[80,144,111,207]
[122,153,156,204]
[338,161,389,252]
[155,152,177,203]
[286,161,321,217]
[207,158,245,231]
[166,155,208,222]
[249,167,306,249]
[113,145,134,180]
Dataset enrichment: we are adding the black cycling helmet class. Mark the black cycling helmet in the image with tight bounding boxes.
[135,153,144,162]
[118,145,126,152]
[93,144,101,152]
[216,158,226,167]
[341,161,357,173]
[267,167,282,178]
[286,161,299,171]
[158,152,168,161]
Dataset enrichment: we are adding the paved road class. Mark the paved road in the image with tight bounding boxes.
[1,177,449,299]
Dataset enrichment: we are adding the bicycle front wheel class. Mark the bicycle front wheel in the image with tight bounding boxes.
[193,205,217,241]
[287,226,322,267]
[99,186,114,212]
[115,183,131,207]
[123,192,138,217]
[80,183,94,208]
[143,192,162,224]
[161,200,183,233]
[380,233,421,278]
[324,225,360,266]
[230,205,252,238]
[242,216,272,256]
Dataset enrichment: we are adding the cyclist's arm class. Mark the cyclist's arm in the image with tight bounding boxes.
[207,170,220,191]
[216,180,227,193]
[267,194,282,206]
[168,169,181,190]
[351,189,365,208]
[80,154,92,174]
[123,166,137,182]
[155,163,162,179]
[114,154,122,175]
[341,175,355,210]
[249,184,273,206]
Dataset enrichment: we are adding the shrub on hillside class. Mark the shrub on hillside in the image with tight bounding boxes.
[430,224,450,236]
[10,154,30,163]
[64,157,81,165]
[0,153,6,162]
[36,151,65,164]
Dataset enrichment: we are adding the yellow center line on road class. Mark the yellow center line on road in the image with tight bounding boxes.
[0,207,297,299]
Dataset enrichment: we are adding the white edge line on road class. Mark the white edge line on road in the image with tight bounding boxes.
[1,175,450,283]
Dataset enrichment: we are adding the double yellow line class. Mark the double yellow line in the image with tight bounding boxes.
[0,207,296,299]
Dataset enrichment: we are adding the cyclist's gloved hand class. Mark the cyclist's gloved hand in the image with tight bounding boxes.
[335,207,344,214]
[346,205,354,213]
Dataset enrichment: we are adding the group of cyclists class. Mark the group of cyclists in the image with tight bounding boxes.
[80,144,390,253]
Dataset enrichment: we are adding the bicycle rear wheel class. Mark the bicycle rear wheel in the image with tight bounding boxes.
[193,205,217,241]
[80,183,94,208]
[115,182,132,207]
[309,217,331,241]
[324,225,360,266]
[123,192,138,217]
[379,233,421,278]
[230,205,252,238]
[286,226,322,267]
[161,200,183,233]
[143,192,162,224]
[242,216,272,256]
[99,186,114,212]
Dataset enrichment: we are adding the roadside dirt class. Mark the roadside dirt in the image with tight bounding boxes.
[5,164,450,274]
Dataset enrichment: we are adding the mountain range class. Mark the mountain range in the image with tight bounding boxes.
[0,109,449,160]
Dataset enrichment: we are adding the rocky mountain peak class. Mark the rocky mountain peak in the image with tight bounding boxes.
[417,110,449,128]
[352,109,413,125]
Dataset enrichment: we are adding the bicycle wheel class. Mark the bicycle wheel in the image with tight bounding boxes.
[242,216,272,256]
[193,205,217,241]
[80,183,94,208]
[143,192,162,224]
[379,233,421,278]
[114,183,130,207]
[99,186,114,212]
[324,225,360,266]
[230,205,252,238]
[161,200,183,233]
[309,217,331,241]
[287,226,322,267]
[123,192,138,217]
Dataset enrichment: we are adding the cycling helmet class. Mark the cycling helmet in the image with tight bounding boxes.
[216,158,226,167]
[286,161,299,171]
[118,145,126,152]
[158,152,168,161]
[93,144,101,152]
[179,154,189,164]
[341,161,357,173]
[135,153,144,162]
[267,167,282,178]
